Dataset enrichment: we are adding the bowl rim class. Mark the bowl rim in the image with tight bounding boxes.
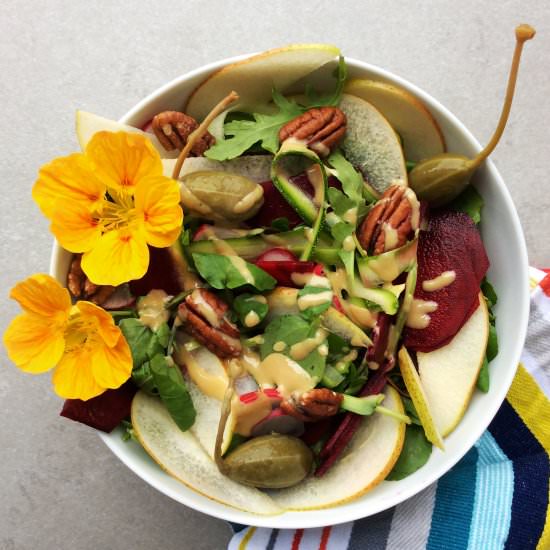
[50,52,530,528]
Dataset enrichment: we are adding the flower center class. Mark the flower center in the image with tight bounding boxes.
[97,190,138,232]
[64,312,99,353]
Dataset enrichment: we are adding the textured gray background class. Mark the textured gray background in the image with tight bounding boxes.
[1,1,549,549]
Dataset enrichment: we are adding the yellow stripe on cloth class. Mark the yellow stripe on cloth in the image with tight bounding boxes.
[239,527,257,550]
[507,364,550,451]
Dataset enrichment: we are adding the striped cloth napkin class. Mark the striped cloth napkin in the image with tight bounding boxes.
[229,267,550,550]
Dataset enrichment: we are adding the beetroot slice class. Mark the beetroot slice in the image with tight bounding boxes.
[129,246,183,297]
[255,251,316,287]
[404,210,489,352]
[60,381,137,432]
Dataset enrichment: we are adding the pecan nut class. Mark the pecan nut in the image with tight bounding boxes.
[279,107,346,156]
[67,255,117,306]
[151,111,215,155]
[281,388,343,422]
[357,184,419,255]
[178,288,241,358]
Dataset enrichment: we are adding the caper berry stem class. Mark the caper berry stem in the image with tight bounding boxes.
[471,24,535,170]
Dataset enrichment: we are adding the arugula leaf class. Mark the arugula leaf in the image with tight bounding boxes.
[303,56,347,108]
[150,355,196,432]
[233,293,269,327]
[192,253,276,291]
[260,315,326,380]
[205,91,302,161]
[326,150,364,203]
[327,187,356,218]
[119,318,168,368]
[297,285,332,320]
[331,221,354,246]
[450,186,484,224]
[386,424,432,480]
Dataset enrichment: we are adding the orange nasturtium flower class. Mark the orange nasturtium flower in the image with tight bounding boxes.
[32,131,183,286]
[3,274,132,401]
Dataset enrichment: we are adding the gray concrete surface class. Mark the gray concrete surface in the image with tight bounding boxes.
[1,1,549,549]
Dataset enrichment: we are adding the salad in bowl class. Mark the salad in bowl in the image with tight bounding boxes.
[4,27,534,526]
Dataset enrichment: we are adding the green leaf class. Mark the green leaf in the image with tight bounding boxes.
[303,56,347,108]
[260,315,326,380]
[205,92,302,161]
[327,187,356,218]
[297,285,332,320]
[270,217,290,232]
[119,318,166,368]
[326,150,364,204]
[481,278,498,309]
[402,396,422,426]
[192,253,277,291]
[450,186,484,224]
[477,357,490,393]
[486,323,498,362]
[131,360,159,395]
[331,221,354,246]
[233,293,269,327]
[150,355,196,432]
[386,424,433,480]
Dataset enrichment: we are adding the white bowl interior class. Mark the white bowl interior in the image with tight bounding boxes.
[50,55,529,529]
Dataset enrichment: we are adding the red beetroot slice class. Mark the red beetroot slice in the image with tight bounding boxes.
[255,249,316,287]
[404,210,489,352]
[60,381,137,432]
[129,246,183,297]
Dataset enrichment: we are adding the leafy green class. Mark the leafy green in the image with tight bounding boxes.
[326,150,366,204]
[402,396,422,426]
[481,278,498,309]
[450,186,484,224]
[477,357,490,393]
[192,253,277,291]
[386,424,433,480]
[270,217,290,232]
[477,277,499,392]
[335,361,368,395]
[486,324,498,361]
[120,420,138,442]
[119,318,169,368]
[233,293,269,327]
[321,364,345,388]
[205,90,302,161]
[260,315,326,380]
[297,285,332,320]
[150,355,196,432]
[327,187,356,217]
[303,56,347,108]
[131,360,159,396]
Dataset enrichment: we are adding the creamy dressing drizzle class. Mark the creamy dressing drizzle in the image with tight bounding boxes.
[244,310,260,327]
[297,290,333,311]
[383,223,399,251]
[138,289,170,331]
[406,299,438,329]
[342,207,358,225]
[404,188,421,230]
[348,303,378,329]
[422,270,456,292]
[291,272,331,288]
[273,341,287,352]
[188,289,219,327]
[343,235,356,252]
[289,328,328,361]
[335,349,358,371]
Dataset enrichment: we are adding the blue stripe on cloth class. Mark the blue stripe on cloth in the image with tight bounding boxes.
[488,399,549,550]
[467,431,514,550]
[426,446,478,550]
[348,507,394,549]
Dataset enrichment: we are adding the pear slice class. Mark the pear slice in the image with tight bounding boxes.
[131,390,281,515]
[75,110,179,158]
[418,294,489,437]
[339,94,407,194]
[398,346,444,450]
[345,79,446,162]
[269,386,405,510]
[184,44,340,120]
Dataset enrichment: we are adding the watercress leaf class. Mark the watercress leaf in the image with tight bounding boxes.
[486,323,498,362]
[131,360,159,395]
[150,355,196,432]
[192,253,277,291]
[297,285,332,320]
[119,318,165,368]
[386,424,432,480]
[233,293,269,327]
[260,315,326,380]
[326,150,364,204]
[402,397,422,426]
[450,186,484,224]
[477,357,490,393]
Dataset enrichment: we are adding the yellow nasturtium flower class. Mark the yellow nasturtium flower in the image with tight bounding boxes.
[3,274,132,401]
[33,131,183,286]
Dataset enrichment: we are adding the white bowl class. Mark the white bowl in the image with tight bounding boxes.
[50,54,530,529]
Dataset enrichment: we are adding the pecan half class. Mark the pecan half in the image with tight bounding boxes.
[178,288,241,358]
[151,111,215,155]
[281,388,343,422]
[279,107,346,156]
[357,184,419,254]
[67,255,117,306]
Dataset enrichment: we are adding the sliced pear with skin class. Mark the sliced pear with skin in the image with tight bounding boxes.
[75,110,178,158]
[269,386,405,510]
[131,391,281,515]
[345,79,446,162]
[185,44,340,120]
[398,346,445,450]
[418,294,489,437]
[339,94,407,195]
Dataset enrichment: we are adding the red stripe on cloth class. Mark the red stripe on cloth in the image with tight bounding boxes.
[540,273,550,297]
[291,529,304,550]
[319,526,332,550]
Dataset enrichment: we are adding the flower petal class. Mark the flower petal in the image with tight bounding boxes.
[9,274,71,318]
[90,334,132,390]
[86,132,162,194]
[3,313,65,373]
[51,201,102,253]
[75,301,121,347]
[33,153,105,219]
[134,176,183,247]
[52,348,105,400]
[81,228,149,286]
